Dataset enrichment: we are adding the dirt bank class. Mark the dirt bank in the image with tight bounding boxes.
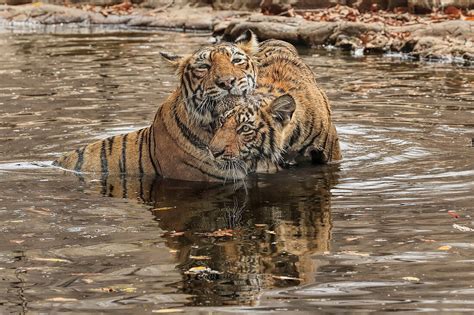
[0,3,472,62]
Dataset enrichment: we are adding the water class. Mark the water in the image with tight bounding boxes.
[0,27,473,313]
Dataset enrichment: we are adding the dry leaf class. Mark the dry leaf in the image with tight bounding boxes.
[152,206,176,211]
[10,239,25,244]
[272,275,303,281]
[46,297,78,302]
[189,255,211,260]
[437,245,452,251]
[32,257,72,263]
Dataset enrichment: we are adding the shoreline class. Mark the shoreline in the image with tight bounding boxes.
[1,3,473,63]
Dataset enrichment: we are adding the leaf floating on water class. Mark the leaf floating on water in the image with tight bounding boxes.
[402,276,420,282]
[345,236,362,242]
[197,229,233,237]
[90,285,137,293]
[152,206,176,211]
[152,309,184,313]
[453,224,474,232]
[46,297,78,302]
[169,231,185,237]
[189,255,211,260]
[32,257,72,263]
[272,275,303,281]
[10,239,25,244]
[437,245,452,251]
[184,266,221,275]
[448,211,460,219]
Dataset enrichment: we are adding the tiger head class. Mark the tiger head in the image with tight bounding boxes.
[209,94,296,175]
[161,30,259,126]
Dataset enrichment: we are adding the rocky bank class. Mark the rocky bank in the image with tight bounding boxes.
[0,2,472,62]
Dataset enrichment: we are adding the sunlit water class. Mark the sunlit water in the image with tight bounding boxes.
[0,26,473,313]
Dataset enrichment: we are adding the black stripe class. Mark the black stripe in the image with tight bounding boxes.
[261,114,275,155]
[74,147,85,172]
[119,134,128,174]
[100,141,108,196]
[174,110,208,150]
[288,124,301,148]
[299,122,324,157]
[100,141,108,174]
[108,136,114,154]
[147,127,161,176]
[137,129,145,177]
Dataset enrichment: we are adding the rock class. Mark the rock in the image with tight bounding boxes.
[5,0,32,5]
[298,21,338,46]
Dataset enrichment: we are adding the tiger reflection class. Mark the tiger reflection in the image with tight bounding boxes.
[81,165,338,306]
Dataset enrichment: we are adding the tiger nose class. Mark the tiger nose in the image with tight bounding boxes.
[215,76,236,90]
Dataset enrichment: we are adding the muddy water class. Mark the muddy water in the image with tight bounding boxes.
[0,27,473,313]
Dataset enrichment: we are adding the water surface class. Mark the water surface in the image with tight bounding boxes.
[0,27,473,313]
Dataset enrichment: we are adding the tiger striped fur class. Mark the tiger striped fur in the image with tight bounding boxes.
[209,37,342,174]
[54,36,259,182]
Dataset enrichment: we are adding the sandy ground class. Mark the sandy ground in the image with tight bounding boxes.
[0,3,473,62]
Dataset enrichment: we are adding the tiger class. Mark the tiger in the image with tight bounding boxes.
[208,37,342,175]
[53,34,259,182]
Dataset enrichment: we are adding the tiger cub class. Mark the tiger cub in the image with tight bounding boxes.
[54,33,259,182]
[209,92,341,177]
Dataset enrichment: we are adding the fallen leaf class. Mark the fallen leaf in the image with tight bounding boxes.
[185,266,209,274]
[189,255,211,260]
[345,236,362,242]
[437,245,452,251]
[169,231,184,237]
[90,286,136,293]
[10,239,25,244]
[272,275,303,281]
[152,206,176,211]
[31,257,72,263]
[198,229,233,237]
[46,297,78,302]
[448,210,460,218]
[403,276,420,282]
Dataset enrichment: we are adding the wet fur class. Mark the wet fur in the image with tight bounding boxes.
[54,40,258,182]
[210,38,342,173]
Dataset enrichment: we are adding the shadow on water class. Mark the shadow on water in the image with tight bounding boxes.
[81,163,340,306]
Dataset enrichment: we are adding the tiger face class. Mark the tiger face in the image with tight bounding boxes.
[161,30,259,125]
[209,94,296,174]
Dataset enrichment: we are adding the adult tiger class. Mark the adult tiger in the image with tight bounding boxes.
[208,36,342,175]
[54,34,258,182]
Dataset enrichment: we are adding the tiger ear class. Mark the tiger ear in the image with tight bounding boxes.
[267,94,296,126]
[160,51,185,68]
[235,29,259,55]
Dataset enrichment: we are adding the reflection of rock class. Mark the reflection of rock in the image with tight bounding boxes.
[82,164,339,306]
